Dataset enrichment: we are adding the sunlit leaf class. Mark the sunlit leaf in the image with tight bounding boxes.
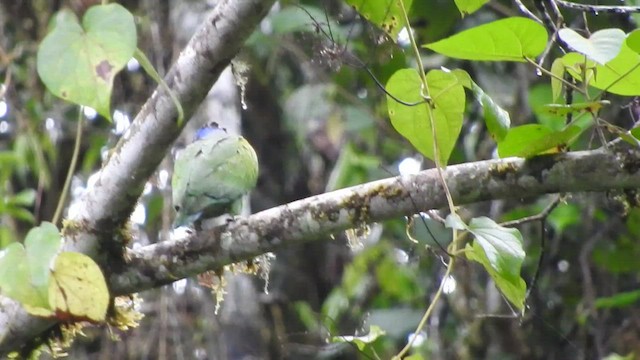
[424,17,548,61]
[562,45,640,96]
[558,28,625,65]
[37,4,136,119]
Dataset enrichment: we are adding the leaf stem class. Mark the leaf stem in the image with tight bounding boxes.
[393,256,456,359]
[52,107,83,225]
[397,0,456,213]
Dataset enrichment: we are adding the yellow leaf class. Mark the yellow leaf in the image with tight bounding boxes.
[48,252,109,323]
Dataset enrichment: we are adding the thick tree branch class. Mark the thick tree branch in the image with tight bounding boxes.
[0,0,276,354]
[110,147,640,295]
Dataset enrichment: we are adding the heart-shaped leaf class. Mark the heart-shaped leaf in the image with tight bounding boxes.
[37,4,136,119]
[558,28,625,65]
[386,69,465,165]
[424,17,548,62]
[49,252,109,323]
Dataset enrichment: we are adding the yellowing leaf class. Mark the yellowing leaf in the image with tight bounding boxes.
[345,0,414,41]
[37,4,136,119]
[49,252,109,323]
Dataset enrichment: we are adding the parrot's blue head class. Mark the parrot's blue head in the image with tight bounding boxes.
[194,122,227,141]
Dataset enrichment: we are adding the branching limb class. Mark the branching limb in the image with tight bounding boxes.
[554,0,640,14]
[109,147,640,295]
[0,0,277,354]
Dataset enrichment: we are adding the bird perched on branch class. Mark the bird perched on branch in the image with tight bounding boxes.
[172,122,259,229]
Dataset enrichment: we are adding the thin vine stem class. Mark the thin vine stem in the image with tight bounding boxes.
[52,107,83,224]
[393,256,456,359]
[397,0,456,213]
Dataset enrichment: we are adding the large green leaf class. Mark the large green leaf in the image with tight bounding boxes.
[558,28,625,65]
[463,217,527,310]
[37,4,137,119]
[497,124,582,158]
[424,17,548,61]
[345,0,414,41]
[562,44,640,96]
[386,69,465,165]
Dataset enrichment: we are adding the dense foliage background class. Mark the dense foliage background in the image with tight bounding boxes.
[0,0,639,359]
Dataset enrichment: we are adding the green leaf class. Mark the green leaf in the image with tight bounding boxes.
[49,252,109,322]
[541,100,609,116]
[595,289,640,309]
[471,82,510,142]
[454,0,489,16]
[37,4,137,119]
[558,28,625,65]
[625,28,640,54]
[0,222,62,316]
[445,213,467,230]
[6,207,35,224]
[424,17,548,61]
[547,203,581,233]
[550,58,565,102]
[497,124,582,158]
[0,243,52,316]
[464,217,527,310]
[562,44,640,96]
[7,189,36,207]
[386,68,465,165]
[345,0,414,41]
[332,325,386,350]
[25,222,62,289]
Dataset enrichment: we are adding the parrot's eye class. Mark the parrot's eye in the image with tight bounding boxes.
[174,205,180,212]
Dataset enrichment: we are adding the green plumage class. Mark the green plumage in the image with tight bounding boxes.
[171,125,259,228]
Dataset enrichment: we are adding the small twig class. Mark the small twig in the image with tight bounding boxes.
[512,0,543,23]
[500,195,561,227]
[555,0,640,14]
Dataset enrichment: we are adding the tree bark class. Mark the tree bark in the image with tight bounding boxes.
[109,146,640,294]
[0,0,276,354]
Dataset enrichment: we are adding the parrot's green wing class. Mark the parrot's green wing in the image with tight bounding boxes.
[172,134,258,228]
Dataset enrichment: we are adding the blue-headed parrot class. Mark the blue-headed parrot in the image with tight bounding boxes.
[172,123,259,228]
